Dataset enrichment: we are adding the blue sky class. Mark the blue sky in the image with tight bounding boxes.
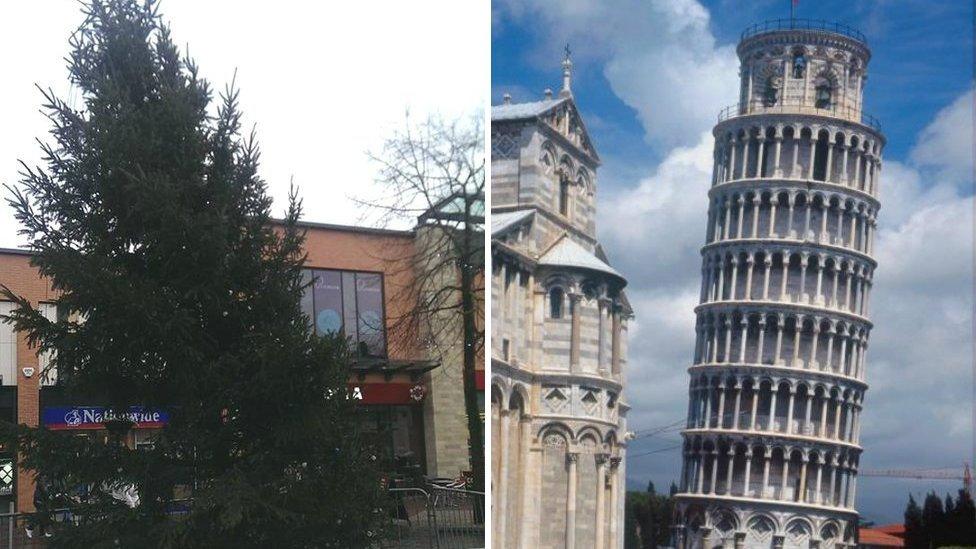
[494,0,973,525]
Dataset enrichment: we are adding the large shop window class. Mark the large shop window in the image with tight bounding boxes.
[0,302,15,387]
[301,269,387,357]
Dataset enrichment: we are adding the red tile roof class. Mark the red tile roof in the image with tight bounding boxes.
[860,527,905,547]
[873,524,906,537]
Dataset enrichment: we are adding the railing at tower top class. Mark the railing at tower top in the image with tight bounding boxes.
[740,19,867,45]
[717,99,882,132]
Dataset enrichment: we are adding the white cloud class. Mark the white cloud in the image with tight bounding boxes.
[910,86,975,186]
[494,0,738,147]
[0,1,487,248]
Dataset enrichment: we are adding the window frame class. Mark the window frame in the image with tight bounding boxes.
[548,287,565,319]
[302,267,389,358]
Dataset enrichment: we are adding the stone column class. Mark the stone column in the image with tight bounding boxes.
[781,458,791,501]
[809,322,821,368]
[725,448,735,494]
[570,293,582,372]
[825,325,836,371]
[609,458,621,546]
[829,460,838,506]
[799,253,809,303]
[741,135,751,179]
[802,198,812,239]
[739,318,749,363]
[785,388,796,434]
[751,197,761,237]
[769,198,779,238]
[762,453,771,498]
[729,258,739,300]
[716,381,728,428]
[728,138,738,181]
[815,456,824,504]
[838,333,848,375]
[825,138,835,182]
[762,256,772,300]
[792,315,804,366]
[611,305,622,374]
[815,258,825,304]
[804,392,813,436]
[710,451,720,494]
[787,195,796,237]
[848,211,857,248]
[756,131,767,178]
[732,381,742,429]
[768,388,778,431]
[792,135,800,177]
[737,197,746,238]
[780,253,790,300]
[833,398,843,439]
[831,265,840,308]
[774,316,785,365]
[595,454,608,549]
[773,134,784,177]
[819,202,829,243]
[743,450,754,496]
[750,385,759,430]
[723,319,733,362]
[697,451,706,493]
[497,409,511,543]
[756,318,767,365]
[807,137,817,180]
[566,452,579,549]
[710,324,719,363]
[703,385,712,428]
[820,395,829,437]
[745,256,756,300]
[799,456,809,502]
[840,143,850,184]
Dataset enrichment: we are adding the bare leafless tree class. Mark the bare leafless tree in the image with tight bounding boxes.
[356,114,485,492]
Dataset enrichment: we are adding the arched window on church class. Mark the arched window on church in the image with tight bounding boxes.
[559,178,570,217]
[549,287,564,319]
[763,76,781,106]
[815,79,833,109]
[792,50,806,79]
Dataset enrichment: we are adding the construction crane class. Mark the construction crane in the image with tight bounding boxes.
[858,463,972,495]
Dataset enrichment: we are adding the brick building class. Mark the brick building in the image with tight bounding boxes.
[0,219,484,512]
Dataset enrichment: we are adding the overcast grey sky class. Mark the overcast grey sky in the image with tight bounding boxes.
[0,1,487,248]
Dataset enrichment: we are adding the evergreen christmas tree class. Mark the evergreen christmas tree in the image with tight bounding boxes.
[0,1,385,546]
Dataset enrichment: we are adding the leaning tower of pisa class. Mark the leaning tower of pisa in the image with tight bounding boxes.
[673,20,884,549]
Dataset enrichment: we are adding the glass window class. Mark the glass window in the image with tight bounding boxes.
[0,302,14,387]
[549,287,564,319]
[301,269,387,357]
[299,270,314,325]
[815,84,832,109]
[341,272,358,344]
[313,270,343,336]
[356,273,385,357]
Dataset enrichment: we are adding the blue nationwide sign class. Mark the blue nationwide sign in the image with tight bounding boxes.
[42,406,169,431]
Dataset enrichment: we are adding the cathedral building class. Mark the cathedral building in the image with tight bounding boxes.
[490,54,632,549]
[673,19,885,549]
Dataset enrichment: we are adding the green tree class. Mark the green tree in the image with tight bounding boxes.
[0,1,384,546]
[922,491,947,548]
[359,115,485,492]
[945,489,976,546]
[625,485,677,549]
[905,494,925,549]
